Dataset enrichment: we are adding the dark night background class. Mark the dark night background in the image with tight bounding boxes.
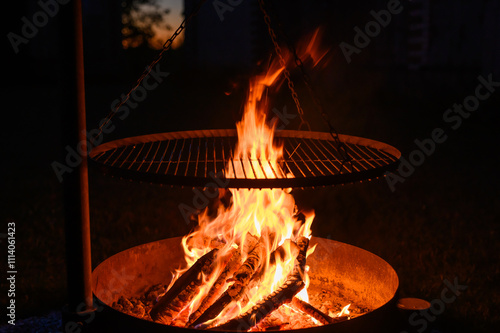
[1,0,499,332]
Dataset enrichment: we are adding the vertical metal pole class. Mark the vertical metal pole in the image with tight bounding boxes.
[61,0,94,330]
[73,0,93,312]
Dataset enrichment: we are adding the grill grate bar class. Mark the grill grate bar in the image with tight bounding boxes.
[156,140,170,174]
[119,145,136,169]
[291,140,317,177]
[89,130,400,188]
[194,138,201,177]
[203,138,208,178]
[248,157,258,179]
[278,163,288,179]
[369,145,397,163]
[102,148,117,165]
[295,137,325,176]
[313,138,343,173]
[239,157,247,179]
[137,141,154,172]
[344,143,373,171]
[256,157,268,179]
[164,138,178,175]
[183,138,192,177]
[302,138,334,175]
[364,146,390,165]
[220,137,227,178]
[284,144,307,178]
[146,141,161,172]
[111,146,127,168]
[129,143,145,170]
[173,138,185,176]
[229,144,237,179]
[212,138,217,177]
[267,159,279,179]
[350,144,381,169]
[325,140,363,173]
[93,151,104,162]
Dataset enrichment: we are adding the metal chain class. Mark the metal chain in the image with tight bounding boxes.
[289,42,352,170]
[91,0,207,145]
[258,0,352,171]
[257,0,310,131]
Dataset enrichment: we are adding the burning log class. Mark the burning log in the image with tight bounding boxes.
[230,237,267,286]
[289,297,333,325]
[187,234,260,326]
[213,277,305,331]
[270,239,299,265]
[171,248,238,327]
[150,248,218,325]
[291,237,309,279]
[190,237,267,328]
[186,248,239,325]
[213,236,310,331]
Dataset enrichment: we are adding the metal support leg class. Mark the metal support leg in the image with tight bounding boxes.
[60,0,95,331]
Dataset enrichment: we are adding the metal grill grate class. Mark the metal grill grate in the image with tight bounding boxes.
[89,129,400,188]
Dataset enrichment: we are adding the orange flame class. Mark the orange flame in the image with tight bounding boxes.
[166,28,340,328]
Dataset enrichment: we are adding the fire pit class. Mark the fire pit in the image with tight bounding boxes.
[92,236,399,332]
[89,28,402,332]
[62,1,404,332]
[83,2,405,331]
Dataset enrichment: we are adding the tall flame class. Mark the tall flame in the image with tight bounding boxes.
[168,28,336,328]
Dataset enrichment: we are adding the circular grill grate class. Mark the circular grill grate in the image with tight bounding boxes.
[89,129,400,188]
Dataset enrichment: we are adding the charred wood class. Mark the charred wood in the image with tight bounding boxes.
[289,297,332,325]
[149,248,218,325]
[190,236,266,328]
[213,237,309,331]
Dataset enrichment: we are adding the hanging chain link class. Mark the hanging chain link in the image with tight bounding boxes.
[257,0,351,170]
[91,0,207,145]
[257,0,310,131]
[288,38,352,170]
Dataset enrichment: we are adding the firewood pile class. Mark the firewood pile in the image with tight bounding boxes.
[111,236,356,331]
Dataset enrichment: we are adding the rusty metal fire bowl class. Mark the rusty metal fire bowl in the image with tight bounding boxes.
[92,236,399,332]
